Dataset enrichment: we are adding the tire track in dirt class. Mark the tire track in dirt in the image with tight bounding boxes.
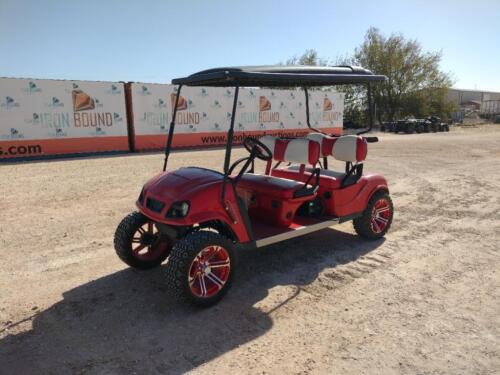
[301,249,396,297]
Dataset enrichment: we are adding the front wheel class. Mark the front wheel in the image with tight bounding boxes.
[354,191,394,239]
[165,231,235,307]
[114,211,171,269]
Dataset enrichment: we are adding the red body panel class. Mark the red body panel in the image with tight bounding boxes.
[236,183,314,227]
[328,174,388,216]
[137,167,251,242]
[271,168,388,217]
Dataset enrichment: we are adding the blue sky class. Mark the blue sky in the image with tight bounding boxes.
[1,0,499,91]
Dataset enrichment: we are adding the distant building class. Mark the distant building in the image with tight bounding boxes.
[481,100,500,115]
[462,100,481,111]
[446,88,500,108]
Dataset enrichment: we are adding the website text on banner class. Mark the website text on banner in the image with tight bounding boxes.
[0,78,129,159]
[130,84,344,151]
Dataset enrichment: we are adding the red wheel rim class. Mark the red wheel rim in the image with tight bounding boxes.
[370,199,391,234]
[131,221,169,261]
[188,245,231,298]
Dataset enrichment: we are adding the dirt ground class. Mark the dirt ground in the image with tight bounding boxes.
[1,125,499,375]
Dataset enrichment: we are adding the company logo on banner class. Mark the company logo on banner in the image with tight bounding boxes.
[137,85,152,96]
[258,95,278,123]
[107,84,122,95]
[22,81,42,94]
[47,97,64,108]
[1,96,20,109]
[0,128,25,140]
[170,93,200,129]
[72,89,115,131]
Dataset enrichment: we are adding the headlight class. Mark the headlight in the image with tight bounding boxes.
[166,201,190,218]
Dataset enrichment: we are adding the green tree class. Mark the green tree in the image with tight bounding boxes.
[354,27,454,121]
[287,28,455,125]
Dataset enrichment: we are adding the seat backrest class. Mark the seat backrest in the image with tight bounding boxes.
[306,133,367,163]
[260,135,320,166]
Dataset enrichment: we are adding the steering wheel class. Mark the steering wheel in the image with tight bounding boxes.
[242,137,273,161]
[227,137,273,181]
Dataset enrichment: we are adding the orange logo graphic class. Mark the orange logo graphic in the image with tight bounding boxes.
[259,96,271,111]
[72,90,95,111]
[323,97,333,111]
[171,93,187,111]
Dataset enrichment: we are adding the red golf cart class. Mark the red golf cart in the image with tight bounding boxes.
[114,66,393,306]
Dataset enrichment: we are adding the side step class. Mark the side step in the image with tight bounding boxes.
[255,218,340,248]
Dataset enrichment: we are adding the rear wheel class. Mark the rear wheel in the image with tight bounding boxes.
[114,211,171,269]
[165,231,235,307]
[354,191,394,239]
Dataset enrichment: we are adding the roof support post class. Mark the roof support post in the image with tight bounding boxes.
[163,84,183,171]
[223,85,239,174]
[303,86,327,135]
[357,82,374,135]
[304,86,311,130]
[221,86,240,212]
[367,82,374,131]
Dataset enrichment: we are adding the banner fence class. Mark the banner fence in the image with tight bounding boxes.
[0,78,344,160]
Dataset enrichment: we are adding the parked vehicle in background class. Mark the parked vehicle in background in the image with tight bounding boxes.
[428,116,449,132]
[415,119,430,133]
[380,116,449,134]
[380,121,396,132]
[394,119,416,134]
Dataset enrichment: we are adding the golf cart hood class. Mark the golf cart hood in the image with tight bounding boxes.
[137,166,250,242]
[136,166,237,227]
[143,167,224,200]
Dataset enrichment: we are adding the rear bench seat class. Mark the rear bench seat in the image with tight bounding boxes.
[271,133,367,190]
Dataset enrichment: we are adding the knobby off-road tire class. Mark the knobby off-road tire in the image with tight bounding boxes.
[354,191,394,240]
[165,231,236,307]
[114,211,171,269]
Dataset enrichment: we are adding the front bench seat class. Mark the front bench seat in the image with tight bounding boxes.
[237,173,313,199]
[238,136,320,199]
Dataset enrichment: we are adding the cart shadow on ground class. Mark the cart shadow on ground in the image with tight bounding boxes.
[1,228,384,374]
